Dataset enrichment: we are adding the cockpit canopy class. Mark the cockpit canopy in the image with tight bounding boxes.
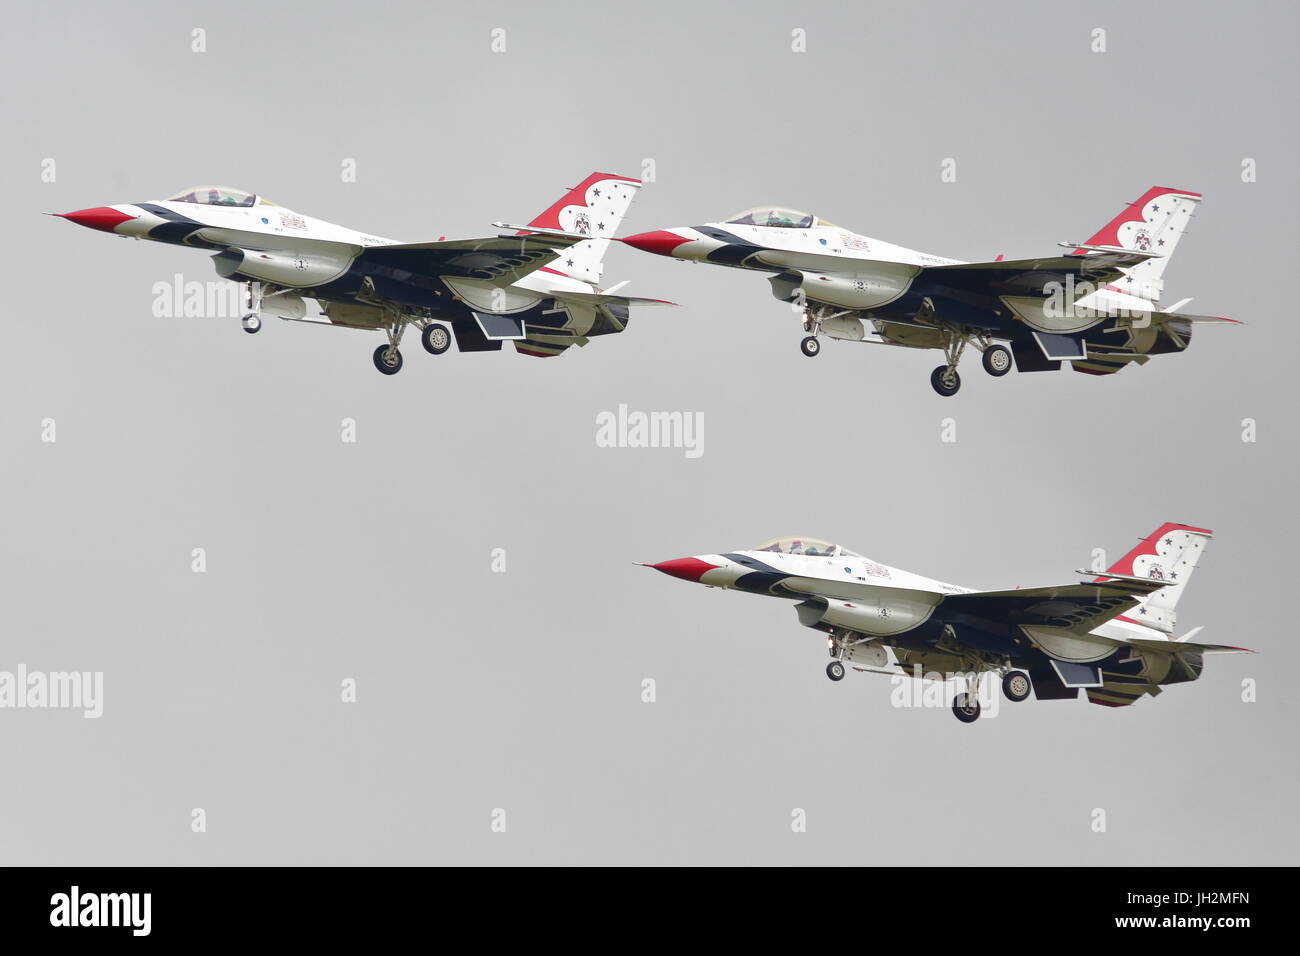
[724,207,835,229]
[754,536,861,558]
[166,186,279,208]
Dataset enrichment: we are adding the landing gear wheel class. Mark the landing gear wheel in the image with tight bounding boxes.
[982,344,1012,377]
[952,692,981,723]
[826,661,846,682]
[1002,671,1031,702]
[930,366,961,397]
[373,344,403,375]
[422,323,452,355]
[800,336,821,358]
[242,315,262,334]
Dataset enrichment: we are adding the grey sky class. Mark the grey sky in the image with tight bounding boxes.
[1,0,1295,864]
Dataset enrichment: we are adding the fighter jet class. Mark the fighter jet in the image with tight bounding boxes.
[645,524,1251,723]
[623,187,1239,395]
[55,172,670,375]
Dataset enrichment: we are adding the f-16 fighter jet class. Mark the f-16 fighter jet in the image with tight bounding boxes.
[645,524,1251,723]
[56,172,669,374]
[623,186,1238,395]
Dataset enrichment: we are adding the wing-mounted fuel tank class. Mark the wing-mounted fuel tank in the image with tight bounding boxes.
[213,246,355,288]
[794,588,939,637]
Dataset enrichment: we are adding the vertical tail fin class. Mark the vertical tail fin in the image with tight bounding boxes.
[1075,186,1202,302]
[521,172,641,286]
[1096,523,1213,633]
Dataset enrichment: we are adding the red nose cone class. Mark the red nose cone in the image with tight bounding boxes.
[648,557,718,582]
[57,206,136,233]
[622,230,692,257]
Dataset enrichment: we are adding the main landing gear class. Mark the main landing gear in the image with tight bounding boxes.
[982,344,1012,377]
[951,692,981,723]
[950,667,986,723]
[930,365,961,397]
[373,343,403,375]
[372,316,410,376]
[422,322,452,355]
[929,330,1015,397]
[374,320,454,374]
[1002,670,1032,703]
[950,669,1032,723]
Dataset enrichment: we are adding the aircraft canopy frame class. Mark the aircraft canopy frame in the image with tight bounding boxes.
[754,536,861,558]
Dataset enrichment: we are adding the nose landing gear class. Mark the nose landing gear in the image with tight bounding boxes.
[241,280,262,334]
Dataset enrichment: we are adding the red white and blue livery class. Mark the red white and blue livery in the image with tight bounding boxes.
[56,172,671,375]
[624,186,1239,395]
[646,523,1251,722]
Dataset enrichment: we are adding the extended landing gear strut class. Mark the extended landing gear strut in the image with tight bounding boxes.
[930,325,967,397]
[241,281,262,334]
[929,326,1014,397]
[798,305,858,358]
[373,320,408,375]
[800,310,823,357]
[950,668,1032,722]
[951,669,985,723]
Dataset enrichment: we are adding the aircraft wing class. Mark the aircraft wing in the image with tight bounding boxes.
[356,232,589,286]
[750,248,1153,298]
[938,577,1167,634]
[918,251,1156,297]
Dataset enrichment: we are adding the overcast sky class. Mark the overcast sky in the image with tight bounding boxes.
[1,0,1295,864]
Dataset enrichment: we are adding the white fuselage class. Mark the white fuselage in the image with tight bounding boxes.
[84,199,600,301]
[664,546,1172,646]
[634,220,1155,322]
